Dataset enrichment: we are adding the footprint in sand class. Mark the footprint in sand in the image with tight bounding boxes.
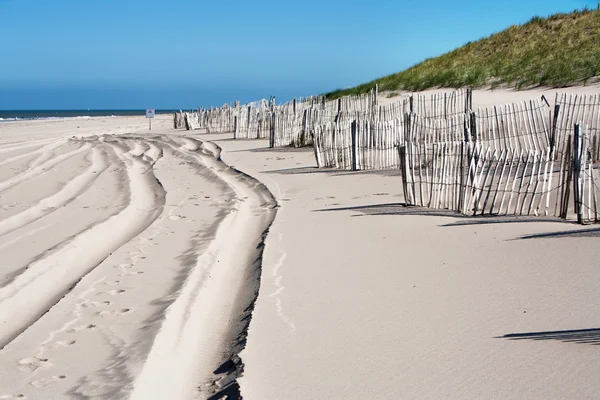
[106,289,126,296]
[168,215,185,221]
[68,324,96,333]
[17,357,48,373]
[120,271,144,277]
[97,309,130,318]
[30,375,66,388]
[44,340,76,350]
[102,280,121,286]
[0,394,25,399]
[83,301,111,308]
[115,263,134,269]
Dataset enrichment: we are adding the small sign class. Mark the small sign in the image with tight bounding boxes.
[146,109,155,118]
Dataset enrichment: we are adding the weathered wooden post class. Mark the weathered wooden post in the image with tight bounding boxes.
[351,120,358,171]
[550,104,560,155]
[573,124,581,222]
[470,111,478,143]
[399,145,410,205]
[269,111,276,148]
[233,116,238,139]
[444,92,448,119]
[573,123,586,224]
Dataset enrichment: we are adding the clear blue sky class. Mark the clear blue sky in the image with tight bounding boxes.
[0,0,595,109]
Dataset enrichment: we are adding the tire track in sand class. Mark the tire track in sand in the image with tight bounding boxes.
[0,140,166,349]
[0,137,60,155]
[0,139,66,168]
[0,146,110,237]
[129,137,277,400]
[0,142,89,193]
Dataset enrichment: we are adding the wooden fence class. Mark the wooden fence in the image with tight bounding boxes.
[554,93,600,162]
[313,117,405,170]
[171,87,600,224]
[309,90,600,224]
[172,87,471,149]
[410,88,472,119]
[399,121,599,223]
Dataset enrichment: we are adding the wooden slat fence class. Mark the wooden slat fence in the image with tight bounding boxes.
[399,120,600,223]
[410,88,472,119]
[472,98,550,154]
[554,93,600,162]
[400,141,564,217]
[313,117,405,170]
[313,120,353,169]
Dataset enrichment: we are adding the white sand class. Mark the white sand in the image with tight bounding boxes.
[1,87,600,400]
[0,116,275,399]
[380,83,600,108]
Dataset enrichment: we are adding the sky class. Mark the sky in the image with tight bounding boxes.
[0,0,595,109]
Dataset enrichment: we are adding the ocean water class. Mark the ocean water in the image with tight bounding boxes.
[0,109,179,122]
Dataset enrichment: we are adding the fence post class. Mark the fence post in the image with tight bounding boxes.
[458,141,465,212]
[466,87,473,112]
[351,120,358,171]
[233,116,238,139]
[269,112,276,148]
[470,112,478,143]
[399,145,410,205]
[409,95,414,114]
[573,124,584,224]
[444,92,448,119]
[550,104,560,154]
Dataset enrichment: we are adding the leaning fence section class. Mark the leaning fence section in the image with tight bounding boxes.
[400,141,564,217]
[554,93,600,162]
[472,99,550,155]
[399,121,600,224]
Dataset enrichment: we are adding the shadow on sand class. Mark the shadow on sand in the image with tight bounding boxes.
[313,203,593,238]
[497,328,600,345]
[519,227,600,239]
[264,166,403,176]
[313,202,461,218]
[313,203,569,224]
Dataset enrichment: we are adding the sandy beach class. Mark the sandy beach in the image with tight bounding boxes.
[1,89,600,400]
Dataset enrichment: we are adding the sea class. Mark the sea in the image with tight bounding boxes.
[0,109,180,122]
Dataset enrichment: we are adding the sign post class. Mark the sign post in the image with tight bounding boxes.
[146,108,155,131]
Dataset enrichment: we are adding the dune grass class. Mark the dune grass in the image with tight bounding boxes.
[326,7,600,99]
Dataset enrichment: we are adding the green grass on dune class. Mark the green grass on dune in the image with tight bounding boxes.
[326,7,600,99]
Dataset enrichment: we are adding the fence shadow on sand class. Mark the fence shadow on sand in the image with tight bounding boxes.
[497,328,600,346]
[314,203,469,218]
[314,203,574,226]
[519,227,600,239]
[265,166,403,177]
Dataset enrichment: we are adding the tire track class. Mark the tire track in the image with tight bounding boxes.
[0,142,89,193]
[0,142,128,288]
[0,137,60,155]
[0,146,110,237]
[0,139,66,168]
[0,140,166,349]
[129,136,277,400]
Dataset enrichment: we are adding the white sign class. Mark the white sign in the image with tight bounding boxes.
[146,109,155,118]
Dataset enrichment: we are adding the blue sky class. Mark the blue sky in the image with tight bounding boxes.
[0,0,595,109]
